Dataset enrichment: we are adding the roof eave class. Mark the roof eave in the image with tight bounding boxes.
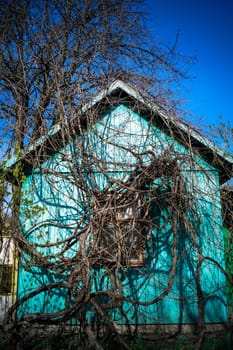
[3,80,233,184]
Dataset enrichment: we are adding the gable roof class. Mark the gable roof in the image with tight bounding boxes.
[4,80,233,184]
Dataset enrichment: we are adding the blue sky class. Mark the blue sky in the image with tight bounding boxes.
[146,0,233,146]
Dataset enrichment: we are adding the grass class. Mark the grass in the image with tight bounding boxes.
[0,330,232,349]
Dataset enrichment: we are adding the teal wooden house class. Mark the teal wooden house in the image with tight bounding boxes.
[4,81,233,328]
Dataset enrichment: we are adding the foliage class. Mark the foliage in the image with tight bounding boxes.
[221,187,233,312]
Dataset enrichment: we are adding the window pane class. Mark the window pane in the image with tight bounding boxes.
[95,192,146,266]
[0,238,14,265]
[98,221,144,264]
[0,265,12,294]
[122,222,144,261]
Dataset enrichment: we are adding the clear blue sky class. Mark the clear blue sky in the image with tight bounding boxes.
[146,0,233,143]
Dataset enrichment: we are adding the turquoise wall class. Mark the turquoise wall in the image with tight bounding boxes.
[17,104,227,324]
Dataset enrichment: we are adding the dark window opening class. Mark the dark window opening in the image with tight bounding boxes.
[94,192,146,266]
[0,265,13,295]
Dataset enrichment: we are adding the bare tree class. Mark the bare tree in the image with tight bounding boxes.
[1,1,232,350]
[0,0,187,262]
[0,0,186,154]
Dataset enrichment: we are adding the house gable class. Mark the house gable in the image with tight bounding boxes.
[4,80,233,184]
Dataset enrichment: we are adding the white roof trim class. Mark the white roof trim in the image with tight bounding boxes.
[98,80,233,165]
[5,80,233,169]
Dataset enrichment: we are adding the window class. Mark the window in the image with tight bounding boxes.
[0,235,14,295]
[0,265,12,295]
[94,191,146,266]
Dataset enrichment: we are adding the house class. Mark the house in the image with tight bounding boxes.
[1,80,233,331]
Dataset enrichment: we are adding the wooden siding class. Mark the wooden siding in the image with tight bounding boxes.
[17,104,227,324]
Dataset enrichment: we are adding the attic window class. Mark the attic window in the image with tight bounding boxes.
[94,192,146,266]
